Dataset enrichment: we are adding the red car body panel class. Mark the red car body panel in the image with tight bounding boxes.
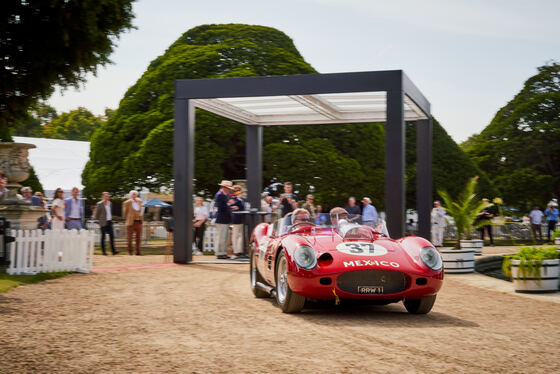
[251,223,443,302]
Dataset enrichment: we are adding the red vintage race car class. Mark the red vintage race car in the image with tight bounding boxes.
[250,211,444,313]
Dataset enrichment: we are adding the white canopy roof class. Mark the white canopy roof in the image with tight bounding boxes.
[14,136,89,190]
[192,91,427,126]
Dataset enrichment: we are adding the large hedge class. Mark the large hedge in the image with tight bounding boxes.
[83,24,495,209]
[83,24,315,198]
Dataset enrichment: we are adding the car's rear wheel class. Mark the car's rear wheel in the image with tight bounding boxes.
[250,246,269,298]
[403,295,436,314]
[275,250,306,313]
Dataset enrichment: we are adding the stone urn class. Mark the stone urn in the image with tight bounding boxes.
[0,142,46,230]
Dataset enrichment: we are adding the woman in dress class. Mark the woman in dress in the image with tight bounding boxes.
[51,188,66,230]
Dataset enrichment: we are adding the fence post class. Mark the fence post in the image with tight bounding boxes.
[6,229,17,274]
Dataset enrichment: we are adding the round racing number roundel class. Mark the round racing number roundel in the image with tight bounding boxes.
[336,242,387,256]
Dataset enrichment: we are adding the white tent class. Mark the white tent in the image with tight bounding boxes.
[14,137,90,191]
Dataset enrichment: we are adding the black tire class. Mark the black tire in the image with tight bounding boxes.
[250,247,269,298]
[275,249,306,313]
[403,295,437,314]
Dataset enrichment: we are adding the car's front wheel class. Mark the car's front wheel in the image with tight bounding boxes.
[275,249,306,313]
[403,295,436,314]
[250,246,268,298]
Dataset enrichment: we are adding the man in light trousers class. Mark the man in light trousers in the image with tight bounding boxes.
[431,200,447,247]
[214,180,234,259]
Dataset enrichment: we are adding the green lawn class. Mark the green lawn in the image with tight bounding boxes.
[0,272,71,293]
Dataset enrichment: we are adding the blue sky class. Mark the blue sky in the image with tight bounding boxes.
[47,0,560,142]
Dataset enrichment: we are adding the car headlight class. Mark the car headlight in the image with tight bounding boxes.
[294,245,317,270]
[419,246,442,271]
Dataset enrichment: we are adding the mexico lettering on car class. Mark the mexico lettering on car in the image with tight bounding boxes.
[343,259,400,268]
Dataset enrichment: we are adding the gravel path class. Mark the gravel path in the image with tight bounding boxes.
[1,255,559,373]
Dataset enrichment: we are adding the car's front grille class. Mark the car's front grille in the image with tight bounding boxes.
[336,270,408,294]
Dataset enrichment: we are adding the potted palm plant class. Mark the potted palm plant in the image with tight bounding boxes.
[502,246,559,293]
[437,176,488,273]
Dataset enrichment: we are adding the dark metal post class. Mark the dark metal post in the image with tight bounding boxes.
[245,125,263,235]
[173,99,195,263]
[385,89,405,238]
[416,118,432,240]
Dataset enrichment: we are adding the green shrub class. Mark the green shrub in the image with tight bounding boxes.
[502,246,558,282]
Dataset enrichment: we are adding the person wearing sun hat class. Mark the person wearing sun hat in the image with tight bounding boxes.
[214,180,234,259]
[230,185,247,258]
[361,197,378,228]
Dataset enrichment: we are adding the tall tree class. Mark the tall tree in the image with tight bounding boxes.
[13,102,58,137]
[42,107,103,141]
[0,0,135,141]
[464,62,560,210]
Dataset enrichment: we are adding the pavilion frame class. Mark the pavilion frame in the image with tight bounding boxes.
[173,70,431,263]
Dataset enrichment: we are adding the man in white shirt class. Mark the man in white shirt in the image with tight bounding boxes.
[260,194,275,223]
[529,205,544,242]
[64,187,84,230]
[193,196,209,256]
[94,192,118,255]
[431,200,447,247]
[361,197,378,227]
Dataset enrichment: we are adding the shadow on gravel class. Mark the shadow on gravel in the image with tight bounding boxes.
[189,263,247,275]
[278,300,479,328]
[0,295,23,314]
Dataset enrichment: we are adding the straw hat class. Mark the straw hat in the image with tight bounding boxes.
[218,180,233,189]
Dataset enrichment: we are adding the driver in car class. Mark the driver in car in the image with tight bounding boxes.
[329,207,348,227]
[291,208,315,230]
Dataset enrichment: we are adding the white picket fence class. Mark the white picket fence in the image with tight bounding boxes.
[6,229,95,275]
[203,225,216,252]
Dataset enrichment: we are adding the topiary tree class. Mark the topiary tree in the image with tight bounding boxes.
[20,166,44,195]
[83,24,316,198]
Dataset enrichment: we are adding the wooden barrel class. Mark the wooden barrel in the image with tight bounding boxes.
[460,239,484,255]
[440,249,475,273]
[512,259,559,293]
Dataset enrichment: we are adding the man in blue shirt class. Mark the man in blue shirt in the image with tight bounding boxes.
[361,197,378,228]
[544,203,559,242]
[214,180,234,259]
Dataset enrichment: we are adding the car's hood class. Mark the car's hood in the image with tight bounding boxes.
[283,232,430,274]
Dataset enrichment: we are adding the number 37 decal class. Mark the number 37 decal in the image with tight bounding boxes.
[336,242,388,256]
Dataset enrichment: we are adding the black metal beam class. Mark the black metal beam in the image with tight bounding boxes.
[245,125,263,237]
[246,125,263,210]
[385,89,405,238]
[176,70,402,99]
[402,72,431,118]
[173,98,194,263]
[416,118,432,240]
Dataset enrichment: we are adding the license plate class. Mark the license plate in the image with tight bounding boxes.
[357,285,384,294]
